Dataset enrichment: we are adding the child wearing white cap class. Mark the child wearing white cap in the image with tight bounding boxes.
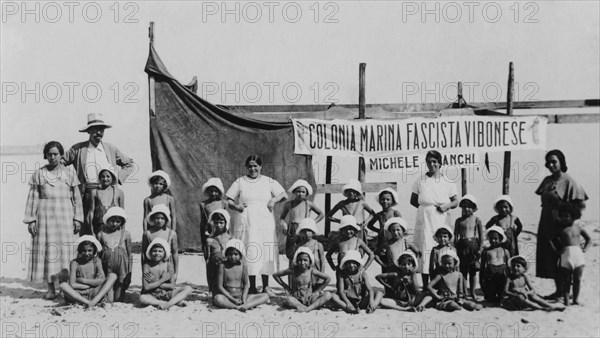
[374,217,421,276]
[376,251,429,312]
[454,194,483,300]
[59,236,117,307]
[331,250,381,313]
[143,170,177,231]
[325,215,375,272]
[200,178,228,257]
[429,225,459,278]
[280,179,324,262]
[326,179,377,244]
[366,188,402,267]
[296,218,326,273]
[485,195,523,257]
[89,167,124,236]
[480,226,510,302]
[142,204,179,280]
[205,209,232,294]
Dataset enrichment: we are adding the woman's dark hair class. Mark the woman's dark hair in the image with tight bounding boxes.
[245,155,263,167]
[425,150,443,165]
[545,149,568,172]
[77,241,97,255]
[43,141,64,158]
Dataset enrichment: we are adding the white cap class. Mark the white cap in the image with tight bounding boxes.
[378,188,399,206]
[485,225,507,243]
[433,225,454,241]
[148,170,171,189]
[202,178,225,195]
[398,250,419,269]
[77,235,102,253]
[493,195,513,213]
[288,179,313,196]
[342,179,362,196]
[459,194,478,209]
[145,204,171,227]
[384,217,408,233]
[296,218,319,235]
[339,215,360,231]
[146,238,171,260]
[102,206,127,225]
[292,246,315,266]
[208,209,230,227]
[340,250,363,268]
[224,238,246,258]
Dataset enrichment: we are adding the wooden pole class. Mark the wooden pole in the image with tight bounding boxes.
[503,62,514,194]
[458,82,467,196]
[148,22,156,117]
[358,63,366,186]
[324,156,333,236]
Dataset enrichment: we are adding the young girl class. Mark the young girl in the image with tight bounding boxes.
[427,252,481,312]
[89,167,124,236]
[280,179,324,263]
[142,204,179,279]
[326,215,375,272]
[143,170,176,231]
[331,250,382,313]
[213,239,270,311]
[367,188,402,267]
[296,218,326,273]
[205,209,232,294]
[326,179,376,244]
[97,206,132,302]
[200,178,228,257]
[502,256,563,311]
[140,238,192,310]
[273,247,332,312]
[376,251,429,312]
[480,226,511,302]
[429,225,458,278]
[454,194,483,299]
[375,217,421,273]
[485,195,523,257]
[59,236,117,307]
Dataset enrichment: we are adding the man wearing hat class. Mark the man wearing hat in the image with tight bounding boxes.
[63,113,135,235]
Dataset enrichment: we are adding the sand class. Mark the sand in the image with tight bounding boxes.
[1,221,599,338]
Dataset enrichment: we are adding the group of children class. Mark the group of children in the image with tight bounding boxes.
[60,170,590,313]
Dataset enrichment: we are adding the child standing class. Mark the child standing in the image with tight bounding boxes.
[485,195,523,256]
[366,188,403,267]
[59,236,117,307]
[296,218,326,273]
[375,217,421,272]
[200,178,228,257]
[143,170,176,231]
[326,179,376,244]
[273,247,333,312]
[97,207,132,302]
[376,251,430,312]
[142,204,179,279]
[326,215,375,272]
[454,194,483,299]
[140,238,192,310]
[426,251,481,312]
[280,179,324,263]
[331,250,383,313]
[213,239,270,311]
[480,226,510,302]
[205,209,232,294]
[89,167,124,236]
[429,225,458,278]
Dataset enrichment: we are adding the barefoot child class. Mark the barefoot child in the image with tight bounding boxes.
[59,236,117,307]
[480,226,510,302]
[89,167,124,236]
[454,194,483,299]
[429,225,458,278]
[296,218,326,273]
[366,188,402,265]
[200,178,228,257]
[502,256,564,311]
[485,195,523,256]
[376,251,430,311]
[273,247,332,312]
[331,250,382,313]
[280,180,324,263]
[552,203,591,306]
[143,170,176,231]
[97,207,132,302]
[326,179,377,244]
[140,238,192,309]
[375,217,421,273]
[427,251,481,311]
[213,239,270,311]
[205,209,232,294]
[326,215,375,272]
[142,204,179,279]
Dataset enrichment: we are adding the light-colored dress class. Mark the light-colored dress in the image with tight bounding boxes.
[226,175,285,275]
[23,164,83,282]
[411,174,457,272]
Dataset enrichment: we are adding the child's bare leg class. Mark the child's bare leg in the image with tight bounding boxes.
[560,268,572,306]
[306,292,333,312]
[107,288,114,303]
[283,296,308,312]
[443,301,462,312]
[468,271,477,299]
[89,273,117,307]
[162,285,193,310]
[45,282,57,299]
[379,298,411,311]
[242,293,270,310]
[529,294,559,310]
[330,294,348,310]
[415,295,433,311]
[213,294,239,309]
[139,294,166,307]
[572,266,584,305]
[367,291,384,313]
[59,282,90,306]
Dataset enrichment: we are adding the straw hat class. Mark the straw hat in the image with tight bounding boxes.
[493,195,513,213]
[485,225,507,243]
[145,204,171,226]
[288,179,313,196]
[339,215,360,232]
[398,250,419,269]
[433,225,454,241]
[102,206,127,225]
[385,217,408,233]
[459,194,478,209]
[148,170,171,189]
[202,178,225,195]
[296,218,319,235]
[340,250,363,268]
[77,235,102,253]
[208,209,230,227]
[224,238,246,258]
[79,113,112,132]
[146,238,171,260]
[342,179,362,196]
[292,247,315,266]
[378,188,399,206]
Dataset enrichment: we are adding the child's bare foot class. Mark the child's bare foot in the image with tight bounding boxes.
[366,306,376,314]
[44,291,57,300]
[158,302,170,310]
[236,306,247,312]
[177,301,188,307]
[297,305,309,312]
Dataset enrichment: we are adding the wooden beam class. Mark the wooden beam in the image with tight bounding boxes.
[317,183,398,195]
[503,62,514,195]
[358,63,366,185]
[458,82,468,196]
[324,156,332,236]
[148,22,156,117]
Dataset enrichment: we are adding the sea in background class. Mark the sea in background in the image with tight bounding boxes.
[1,123,598,245]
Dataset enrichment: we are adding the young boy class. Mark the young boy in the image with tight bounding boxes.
[376,251,429,312]
[331,250,383,313]
[326,215,375,271]
[213,239,270,311]
[480,226,510,302]
[454,194,483,299]
[273,247,332,312]
[552,203,591,306]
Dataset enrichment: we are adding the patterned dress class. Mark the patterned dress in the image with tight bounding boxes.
[23,164,83,283]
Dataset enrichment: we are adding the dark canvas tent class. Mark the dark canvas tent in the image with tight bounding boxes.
[144,46,316,251]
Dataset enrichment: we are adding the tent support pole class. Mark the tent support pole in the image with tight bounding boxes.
[503,62,514,194]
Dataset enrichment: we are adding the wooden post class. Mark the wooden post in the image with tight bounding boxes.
[503,62,514,194]
[148,22,156,117]
[358,63,366,186]
[324,156,333,236]
[458,82,467,196]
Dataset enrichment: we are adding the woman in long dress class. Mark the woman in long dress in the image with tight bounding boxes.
[226,155,287,294]
[535,149,587,298]
[410,150,458,287]
[23,141,83,299]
